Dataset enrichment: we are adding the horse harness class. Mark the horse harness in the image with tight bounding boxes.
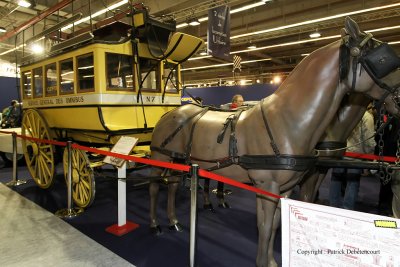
[151,104,316,172]
[151,32,400,173]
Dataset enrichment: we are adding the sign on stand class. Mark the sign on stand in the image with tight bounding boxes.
[103,136,139,167]
[281,198,400,267]
[104,136,139,236]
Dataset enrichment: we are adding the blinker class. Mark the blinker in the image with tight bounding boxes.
[362,43,400,79]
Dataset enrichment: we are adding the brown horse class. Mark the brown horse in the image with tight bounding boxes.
[149,17,400,267]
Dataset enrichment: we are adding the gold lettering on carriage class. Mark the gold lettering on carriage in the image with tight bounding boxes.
[66,96,84,103]
[146,96,155,102]
[40,99,54,105]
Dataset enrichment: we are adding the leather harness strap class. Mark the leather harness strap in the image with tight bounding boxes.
[152,104,317,171]
[238,154,316,171]
[160,107,209,148]
[260,99,280,156]
[315,141,346,150]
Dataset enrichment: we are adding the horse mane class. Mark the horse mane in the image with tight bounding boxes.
[339,43,350,82]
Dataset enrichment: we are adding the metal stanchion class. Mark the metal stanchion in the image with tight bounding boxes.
[6,132,27,186]
[189,164,199,267]
[55,141,83,218]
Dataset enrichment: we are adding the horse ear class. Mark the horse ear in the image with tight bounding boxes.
[344,16,361,41]
[340,28,347,38]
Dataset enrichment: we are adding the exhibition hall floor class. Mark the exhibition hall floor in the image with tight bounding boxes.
[0,158,385,267]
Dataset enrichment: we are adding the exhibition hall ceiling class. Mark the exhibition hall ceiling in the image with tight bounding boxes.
[0,0,399,86]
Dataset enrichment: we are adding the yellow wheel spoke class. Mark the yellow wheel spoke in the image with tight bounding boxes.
[80,178,89,189]
[64,148,94,208]
[22,110,54,189]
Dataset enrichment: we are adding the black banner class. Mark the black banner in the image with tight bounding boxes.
[207,5,230,61]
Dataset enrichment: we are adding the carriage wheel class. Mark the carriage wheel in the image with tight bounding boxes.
[21,109,55,189]
[63,147,95,208]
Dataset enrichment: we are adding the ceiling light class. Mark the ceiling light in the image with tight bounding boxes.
[61,0,128,31]
[309,31,321,38]
[0,27,6,33]
[247,43,257,49]
[231,2,400,39]
[18,0,31,7]
[177,1,269,29]
[31,43,44,54]
[188,18,200,26]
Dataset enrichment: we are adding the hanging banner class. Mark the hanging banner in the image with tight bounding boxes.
[207,5,230,61]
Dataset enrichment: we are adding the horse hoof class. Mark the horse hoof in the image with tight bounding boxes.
[219,202,230,209]
[169,223,183,232]
[150,225,163,236]
[223,189,232,195]
[203,204,216,212]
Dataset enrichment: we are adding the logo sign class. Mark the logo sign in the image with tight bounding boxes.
[207,5,230,61]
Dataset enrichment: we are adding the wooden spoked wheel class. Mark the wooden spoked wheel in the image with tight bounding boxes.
[63,147,95,208]
[21,109,55,189]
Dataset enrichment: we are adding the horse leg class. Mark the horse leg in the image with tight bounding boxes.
[217,182,230,208]
[267,189,291,267]
[149,179,162,235]
[202,178,215,211]
[254,180,280,267]
[298,169,320,202]
[167,175,184,231]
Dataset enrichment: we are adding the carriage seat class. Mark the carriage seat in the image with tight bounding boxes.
[155,32,204,63]
[133,10,204,63]
[92,21,131,42]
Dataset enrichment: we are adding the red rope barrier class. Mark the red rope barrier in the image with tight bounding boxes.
[4,130,281,199]
[4,129,398,199]
[344,151,396,163]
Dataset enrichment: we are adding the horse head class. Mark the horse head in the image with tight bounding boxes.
[341,17,400,117]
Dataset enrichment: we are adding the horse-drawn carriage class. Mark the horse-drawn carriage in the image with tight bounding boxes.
[19,5,204,208]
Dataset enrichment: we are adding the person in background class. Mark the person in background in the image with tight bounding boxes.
[230,94,244,109]
[329,107,376,210]
[1,100,22,128]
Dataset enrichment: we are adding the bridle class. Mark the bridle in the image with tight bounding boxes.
[342,32,400,107]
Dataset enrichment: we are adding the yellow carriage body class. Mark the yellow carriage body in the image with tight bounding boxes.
[18,11,204,207]
[19,39,191,145]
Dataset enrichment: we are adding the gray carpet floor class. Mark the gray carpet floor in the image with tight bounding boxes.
[0,183,135,267]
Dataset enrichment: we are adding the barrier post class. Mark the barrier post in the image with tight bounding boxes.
[105,161,139,236]
[55,141,83,218]
[6,131,27,186]
[118,162,127,226]
[189,164,199,267]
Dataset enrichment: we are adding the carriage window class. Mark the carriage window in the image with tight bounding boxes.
[77,53,94,92]
[60,58,74,94]
[164,62,179,93]
[33,67,43,98]
[106,53,134,91]
[45,63,57,96]
[138,58,160,92]
[22,71,32,99]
